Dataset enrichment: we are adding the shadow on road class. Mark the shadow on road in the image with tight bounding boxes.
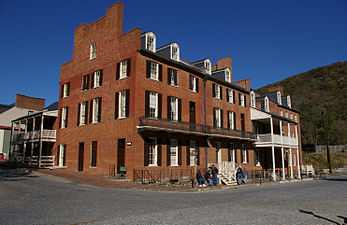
[337,215,347,224]
[299,209,340,225]
[0,165,38,181]
[325,177,347,181]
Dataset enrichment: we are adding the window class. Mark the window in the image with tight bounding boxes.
[225,69,231,83]
[189,141,197,166]
[171,45,179,61]
[226,89,234,103]
[167,96,181,121]
[280,110,283,116]
[91,141,97,167]
[146,61,162,81]
[168,68,178,86]
[189,75,199,92]
[82,75,89,91]
[227,111,235,130]
[90,43,96,60]
[213,108,223,128]
[241,146,247,163]
[115,90,129,119]
[90,97,101,123]
[293,153,296,166]
[205,60,211,75]
[264,97,269,112]
[254,150,260,166]
[60,107,68,129]
[170,139,178,166]
[250,91,255,107]
[212,83,222,99]
[294,115,297,122]
[148,138,157,166]
[58,144,66,167]
[146,34,156,52]
[61,83,70,98]
[117,59,131,80]
[277,91,282,105]
[145,91,162,119]
[287,96,291,108]
[78,101,88,126]
[91,70,102,88]
[290,114,293,120]
[285,111,288,118]
[239,93,245,107]
[228,144,235,162]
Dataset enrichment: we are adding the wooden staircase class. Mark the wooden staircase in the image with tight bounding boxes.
[209,162,237,185]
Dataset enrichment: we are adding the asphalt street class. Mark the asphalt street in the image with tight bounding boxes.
[0,165,346,225]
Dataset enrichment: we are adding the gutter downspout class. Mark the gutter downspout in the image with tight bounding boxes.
[204,75,208,170]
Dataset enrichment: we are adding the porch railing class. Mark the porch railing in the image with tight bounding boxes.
[257,134,298,146]
[133,168,194,184]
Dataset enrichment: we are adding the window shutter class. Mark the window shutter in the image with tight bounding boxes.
[145,91,149,117]
[221,109,224,128]
[228,149,231,162]
[77,103,80,126]
[85,101,88,124]
[212,83,216,97]
[126,89,130,118]
[226,89,230,102]
[157,138,162,166]
[196,78,199,93]
[91,72,94,89]
[92,141,97,167]
[167,141,171,166]
[178,98,182,121]
[66,83,70,97]
[97,98,102,122]
[86,75,90,90]
[167,68,171,85]
[196,146,200,165]
[167,96,171,120]
[189,76,193,90]
[178,140,182,166]
[234,112,237,130]
[158,93,162,118]
[158,64,163,81]
[213,108,216,128]
[60,85,63,98]
[174,70,178,86]
[99,70,103,86]
[116,62,120,80]
[220,86,223,100]
[233,91,236,104]
[186,141,190,166]
[63,145,66,166]
[115,92,119,119]
[239,93,241,105]
[146,61,150,78]
[59,108,62,128]
[254,150,257,166]
[144,138,149,166]
[244,95,247,107]
[65,107,69,128]
[227,111,230,129]
[127,59,131,77]
[89,100,93,124]
[246,149,249,163]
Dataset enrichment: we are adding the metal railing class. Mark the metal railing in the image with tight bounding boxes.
[139,116,256,140]
[133,168,194,184]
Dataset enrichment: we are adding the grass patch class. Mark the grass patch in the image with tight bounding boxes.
[303,152,347,170]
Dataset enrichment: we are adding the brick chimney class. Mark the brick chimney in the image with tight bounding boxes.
[15,94,45,111]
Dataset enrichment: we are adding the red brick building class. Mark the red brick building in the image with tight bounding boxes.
[56,2,302,183]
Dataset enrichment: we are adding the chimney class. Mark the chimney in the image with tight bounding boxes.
[15,94,45,111]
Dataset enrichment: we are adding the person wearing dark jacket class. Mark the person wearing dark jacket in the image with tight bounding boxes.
[196,170,206,187]
[236,165,243,185]
[211,164,219,186]
[242,167,249,184]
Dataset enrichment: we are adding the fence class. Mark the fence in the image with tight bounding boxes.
[133,168,194,184]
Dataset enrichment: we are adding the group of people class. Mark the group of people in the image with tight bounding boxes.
[236,165,248,185]
[196,164,219,187]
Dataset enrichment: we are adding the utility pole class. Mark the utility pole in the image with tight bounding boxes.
[322,111,332,174]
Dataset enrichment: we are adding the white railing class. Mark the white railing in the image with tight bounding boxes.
[22,129,56,140]
[42,129,56,139]
[257,134,298,147]
[32,156,55,168]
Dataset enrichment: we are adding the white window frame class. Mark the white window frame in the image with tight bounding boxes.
[148,137,157,166]
[149,92,158,118]
[120,60,128,79]
[285,111,288,118]
[287,96,291,108]
[214,84,221,99]
[215,108,222,128]
[62,83,69,98]
[227,89,234,103]
[264,97,269,112]
[229,147,235,162]
[277,91,282,105]
[225,69,231,83]
[190,76,197,92]
[169,69,178,87]
[146,33,156,52]
[280,110,283,116]
[228,111,234,129]
[150,62,159,81]
[79,101,88,126]
[171,45,179,61]
[92,98,100,123]
[290,114,293,120]
[255,150,261,166]
[61,107,68,129]
[294,115,297,122]
[205,59,211,75]
[250,91,255,107]
[118,90,127,119]
[189,141,197,166]
[93,70,101,88]
[90,43,96,60]
[240,94,245,107]
[58,144,66,167]
[81,75,89,91]
[170,139,178,166]
[242,148,247,163]
[170,97,178,121]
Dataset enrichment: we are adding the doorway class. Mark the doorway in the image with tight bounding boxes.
[117,139,125,176]
[78,142,84,172]
[189,101,196,131]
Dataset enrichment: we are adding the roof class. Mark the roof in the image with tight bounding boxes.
[45,102,58,111]
[0,103,14,114]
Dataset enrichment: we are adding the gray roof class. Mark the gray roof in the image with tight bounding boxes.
[45,102,58,111]
[0,103,14,114]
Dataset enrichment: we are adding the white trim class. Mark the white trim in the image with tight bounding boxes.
[170,139,178,166]
[148,137,157,166]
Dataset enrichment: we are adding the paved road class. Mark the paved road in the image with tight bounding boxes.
[1,165,346,225]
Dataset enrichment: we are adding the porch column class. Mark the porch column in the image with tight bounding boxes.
[287,122,290,137]
[270,117,276,181]
[38,114,44,168]
[281,147,285,180]
[289,148,294,179]
[295,125,301,179]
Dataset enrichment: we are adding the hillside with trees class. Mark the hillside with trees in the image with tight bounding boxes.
[257,61,346,147]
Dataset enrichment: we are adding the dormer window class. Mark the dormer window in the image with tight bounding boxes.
[142,32,156,52]
[287,96,291,108]
[171,44,179,61]
[277,91,282,105]
[205,60,211,75]
[250,91,255,107]
[225,69,231,83]
[264,97,269,112]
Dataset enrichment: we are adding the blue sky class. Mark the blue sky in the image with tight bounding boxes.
[0,0,346,106]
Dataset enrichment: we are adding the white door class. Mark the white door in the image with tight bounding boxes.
[216,142,222,163]
[59,144,65,167]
